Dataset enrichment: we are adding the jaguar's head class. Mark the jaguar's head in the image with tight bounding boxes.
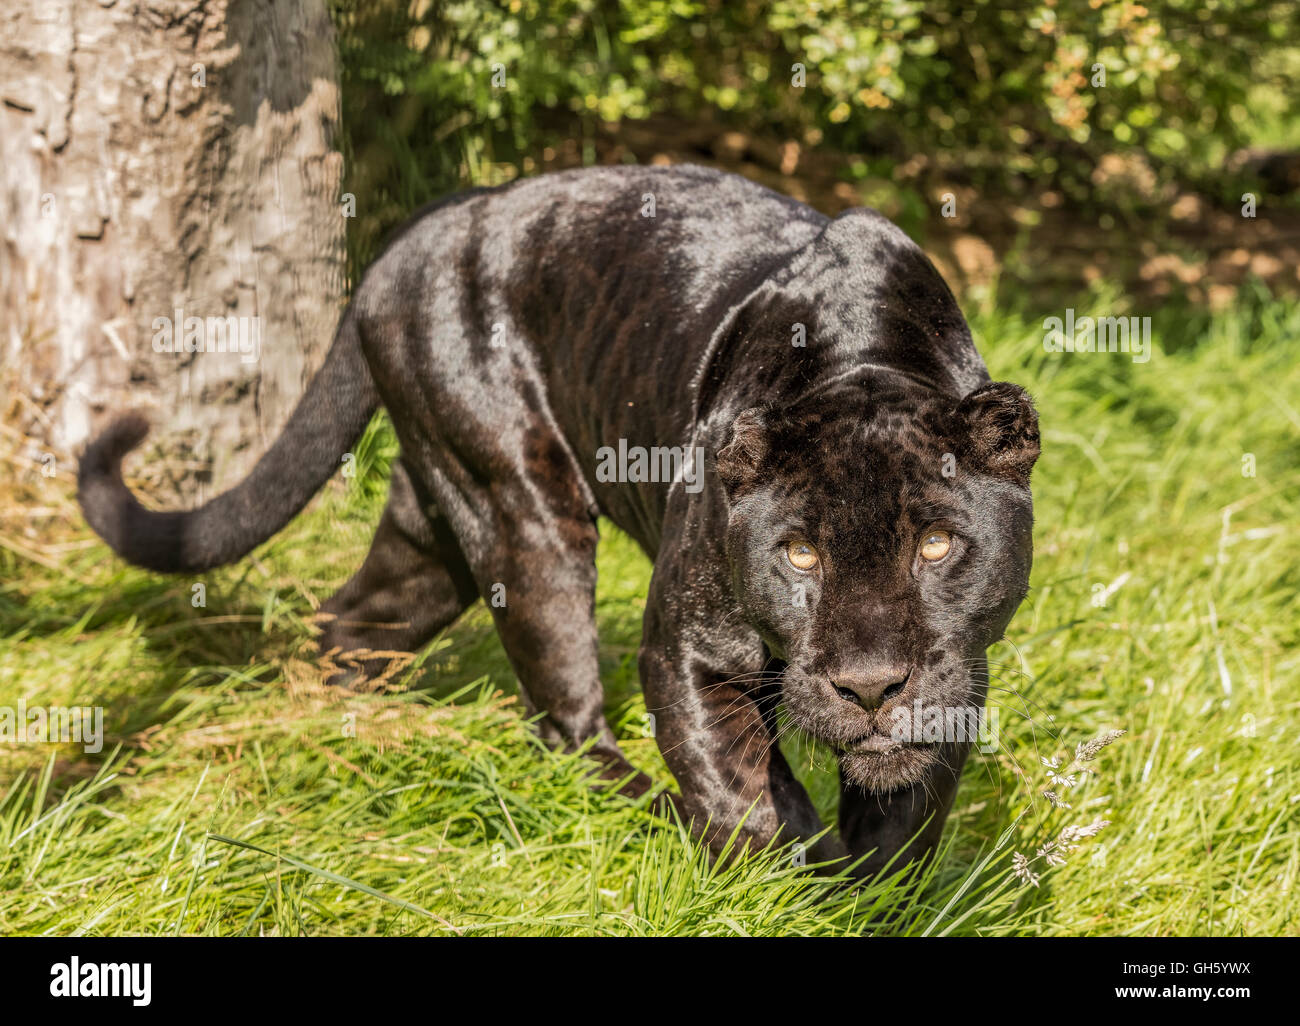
[716,378,1039,792]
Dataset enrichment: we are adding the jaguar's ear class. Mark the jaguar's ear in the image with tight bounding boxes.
[716,407,770,497]
[956,382,1040,484]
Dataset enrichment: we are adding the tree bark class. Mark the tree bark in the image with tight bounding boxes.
[1,0,345,501]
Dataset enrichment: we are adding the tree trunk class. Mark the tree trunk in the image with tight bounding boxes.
[1,0,345,501]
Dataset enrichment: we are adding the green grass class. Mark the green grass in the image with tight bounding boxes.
[1,281,1297,936]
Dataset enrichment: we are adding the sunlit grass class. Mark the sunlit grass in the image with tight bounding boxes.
[0,283,1296,935]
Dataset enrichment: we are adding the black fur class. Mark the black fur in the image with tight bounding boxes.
[80,165,1039,876]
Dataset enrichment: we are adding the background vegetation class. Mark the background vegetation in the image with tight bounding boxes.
[332,0,1300,273]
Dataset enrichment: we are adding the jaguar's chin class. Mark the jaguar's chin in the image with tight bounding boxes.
[835,739,942,793]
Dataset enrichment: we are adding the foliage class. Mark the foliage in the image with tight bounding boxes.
[330,0,1300,272]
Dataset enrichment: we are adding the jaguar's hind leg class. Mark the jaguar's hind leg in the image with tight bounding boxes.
[318,459,478,686]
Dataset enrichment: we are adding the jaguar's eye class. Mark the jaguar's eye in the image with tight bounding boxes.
[919,531,952,562]
[786,540,819,571]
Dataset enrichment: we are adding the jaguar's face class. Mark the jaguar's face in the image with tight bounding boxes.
[716,379,1039,792]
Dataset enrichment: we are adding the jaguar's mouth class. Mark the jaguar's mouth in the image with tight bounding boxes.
[837,733,910,755]
[777,665,956,791]
[834,734,943,792]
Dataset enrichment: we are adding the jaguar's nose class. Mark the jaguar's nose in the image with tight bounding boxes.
[832,664,912,711]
